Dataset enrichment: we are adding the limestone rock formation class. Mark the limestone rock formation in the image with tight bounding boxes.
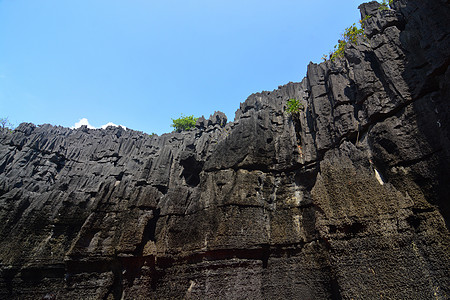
[0,0,449,299]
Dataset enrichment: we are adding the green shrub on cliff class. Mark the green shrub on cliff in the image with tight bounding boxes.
[379,0,393,10]
[171,114,198,132]
[286,98,304,114]
[330,23,365,61]
[323,1,394,62]
[360,15,372,31]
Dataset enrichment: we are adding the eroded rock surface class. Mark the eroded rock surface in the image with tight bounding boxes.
[0,0,449,299]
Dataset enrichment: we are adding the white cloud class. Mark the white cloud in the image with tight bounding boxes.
[101,122,127,130]
[71,118,96,129]
[71,118,126,130]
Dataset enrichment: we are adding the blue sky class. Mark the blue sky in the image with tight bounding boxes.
[0,0,366,134]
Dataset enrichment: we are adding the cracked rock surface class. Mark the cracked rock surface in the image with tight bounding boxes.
[0,0,449,299]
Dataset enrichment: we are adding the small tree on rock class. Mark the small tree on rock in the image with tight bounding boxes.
[286,98,304,115]
[171,115,198,132]
[0,117,14,132]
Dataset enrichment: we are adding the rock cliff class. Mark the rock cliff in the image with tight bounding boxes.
[0,0,449,299]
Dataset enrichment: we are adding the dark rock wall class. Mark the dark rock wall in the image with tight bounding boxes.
[0,0,449,299]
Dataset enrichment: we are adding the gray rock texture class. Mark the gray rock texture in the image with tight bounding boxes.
[0,0,449,299]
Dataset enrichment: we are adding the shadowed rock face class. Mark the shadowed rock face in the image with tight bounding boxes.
[0,0,449,299]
